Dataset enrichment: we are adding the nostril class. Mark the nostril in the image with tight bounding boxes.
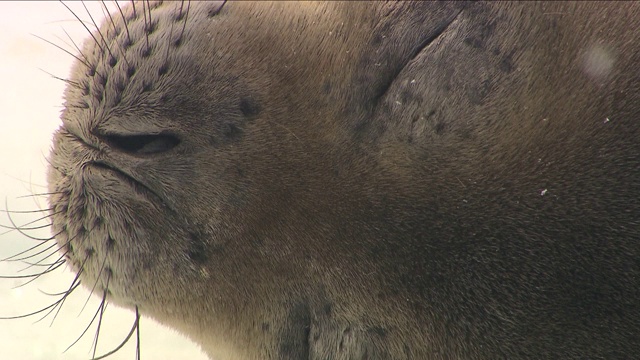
[103,133,180,155]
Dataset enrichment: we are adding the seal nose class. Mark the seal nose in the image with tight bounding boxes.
[101,133,180,155]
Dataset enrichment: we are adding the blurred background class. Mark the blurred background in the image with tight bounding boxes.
[0,2,208,359]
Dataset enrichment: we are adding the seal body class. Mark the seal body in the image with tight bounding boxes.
[47,1,640,359]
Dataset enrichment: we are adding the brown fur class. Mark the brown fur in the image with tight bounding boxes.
[47,1,640,359]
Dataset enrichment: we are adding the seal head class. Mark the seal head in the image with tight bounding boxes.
[47,2,640,359]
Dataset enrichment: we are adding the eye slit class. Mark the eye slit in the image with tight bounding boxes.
[103,133,180,155]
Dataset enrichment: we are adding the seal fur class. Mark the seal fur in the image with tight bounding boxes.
[46,1,640,359]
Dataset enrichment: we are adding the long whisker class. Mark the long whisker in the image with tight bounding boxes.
[60,1,106,57]
[17,250,66,272]
[31,33,90,68]
[0,260,64,281]
[91,306,141,360]
[101,0,130,67]
[62,27,91,65]
[0,210,60,237]
[91,272,111,359]
[45,253,92,325]
[178,0,191,42]
[38,68,82,89]
[114,1,131,44]
[63,289,107,353]
[80,255,108,315]
[1,240,58,263]
[16,191,66,199]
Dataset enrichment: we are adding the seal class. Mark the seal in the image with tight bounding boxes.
[43,1,640,359]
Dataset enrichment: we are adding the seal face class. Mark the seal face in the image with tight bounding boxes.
[45,1,640,359]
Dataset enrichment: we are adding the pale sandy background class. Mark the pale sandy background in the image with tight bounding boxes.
[0,2,208,359]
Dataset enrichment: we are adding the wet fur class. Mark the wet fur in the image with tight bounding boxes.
[43,1,640,359]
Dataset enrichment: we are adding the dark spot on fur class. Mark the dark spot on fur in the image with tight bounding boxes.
[141,46,152,58]
[146,21,158,35]
[279,303,311,358]
[322,81,332,94]
[160,94,170,103]
[174,37,183,47]
[499,54,515,73]
[187,232,208,265]
[122,38,132,50]
[106,236,116,249]
[158,62,169,76]
[323,303,332,316]
[464,36,483,49]
[223,123,242,140]
[371,33,383,46]
[96,91,104,104]
[239,97,261,117]
[108,56,117,68]
[208,4,224,17]
[467,79,492,105]
[262,323,270,332]
[88,66,96,77]
[126,66,136,78]
[368,326,388,337]
[339,327,351,351]
[96,73,108,87]
[142,81,153,93]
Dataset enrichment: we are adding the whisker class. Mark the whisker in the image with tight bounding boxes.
[0,221,51,232]
[164,3,177,63]
[82,1,117,67]
[136,306,141,360]
[91,273,111,359]
[37,282,81,325]
[80,255,108,315]
[0,208,53,214]
[130,0,137,19]
[16,191,66,199]
[60,1,106,58]
[38,68,82,89]
[115,1,131,44]
[0,298,63,320]
[142,0,149,52]
[17,251,65,272]
[62,27,91,66]
[178,0,191,42]
[101,0,130,67]
[0,261,80,321]
[17,257,65,270]
[31,33,90,68]
[0,210,60,237]
[13,247,68,279]
[0,260,64,280]
[91,306,141,360]
[1,239,57,263]
[63,289,106,353]
[46,253,91,326]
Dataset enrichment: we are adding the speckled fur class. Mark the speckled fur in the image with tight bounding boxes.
[48,1,640,359]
